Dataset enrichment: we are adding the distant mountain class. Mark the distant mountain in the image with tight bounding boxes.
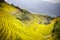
[25,2,60,17]
[6,0,60,17]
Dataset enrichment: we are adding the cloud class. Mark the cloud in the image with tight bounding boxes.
[5,0,7,1]
[43,0,60,3]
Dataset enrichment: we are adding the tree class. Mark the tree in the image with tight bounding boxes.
[0,0,5,2]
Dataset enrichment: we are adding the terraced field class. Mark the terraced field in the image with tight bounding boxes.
[0,1,60,40]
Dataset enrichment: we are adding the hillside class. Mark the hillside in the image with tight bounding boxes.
[0,1,60,40]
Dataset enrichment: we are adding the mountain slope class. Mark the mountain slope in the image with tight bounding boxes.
[0,1,60,40]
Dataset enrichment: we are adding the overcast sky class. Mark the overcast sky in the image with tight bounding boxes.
[6,0,60,17]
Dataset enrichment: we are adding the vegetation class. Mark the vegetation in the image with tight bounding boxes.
[0,1,60,40]
[52,18,60,40]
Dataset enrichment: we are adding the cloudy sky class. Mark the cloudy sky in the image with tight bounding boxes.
[6,0,60,17]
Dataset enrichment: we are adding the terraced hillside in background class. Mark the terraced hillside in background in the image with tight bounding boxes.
[0,1,60,40]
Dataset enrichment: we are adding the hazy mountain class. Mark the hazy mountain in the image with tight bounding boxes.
[6,1,60,17]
